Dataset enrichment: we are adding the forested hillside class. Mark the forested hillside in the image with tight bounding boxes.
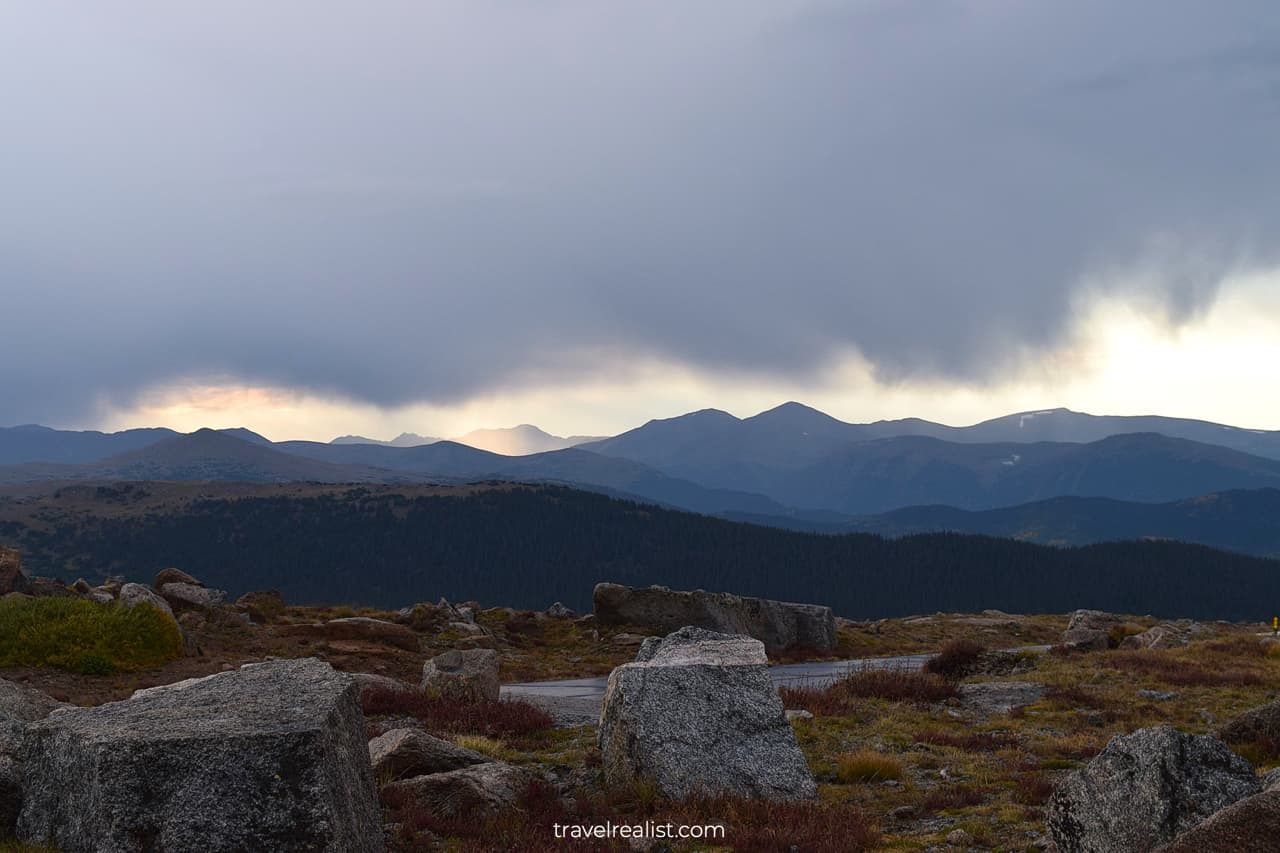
[2,484,1275,620]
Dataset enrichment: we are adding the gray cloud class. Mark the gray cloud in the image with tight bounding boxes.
[2,0,1279,423]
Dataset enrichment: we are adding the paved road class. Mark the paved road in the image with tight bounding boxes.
[500,650,945,726]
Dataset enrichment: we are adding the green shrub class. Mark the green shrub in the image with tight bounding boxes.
[0,596,184,675]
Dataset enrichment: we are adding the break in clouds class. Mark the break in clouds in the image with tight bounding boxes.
[2,1,1279,424]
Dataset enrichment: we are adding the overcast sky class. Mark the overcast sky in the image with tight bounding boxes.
[4,1,1280,440]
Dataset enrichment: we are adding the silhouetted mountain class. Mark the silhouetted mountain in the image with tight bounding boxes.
[0,430,414,484]
[453,424,603,455]
[3,483,1275,620]
[840,488,1280,559]
[330,432,441,447]
[0,424,180,465]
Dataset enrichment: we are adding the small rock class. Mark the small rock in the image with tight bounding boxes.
[611,633,646,646]
[545,601,575,619]
[159,581,226,610]
[1138,690,1180,702]
[381,762,534,818]
[0,547,31,596]
[236,589,285,622]
[448,621,486,637]
[368,728,489,781]
[117,583,174,618]
[152,567,202,590]
[946,828,973,846]
[785,709,814,721]
[890,805,920,820]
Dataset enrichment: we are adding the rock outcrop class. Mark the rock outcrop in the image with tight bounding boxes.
[421,649,500,703]
[1047,726,1259,853]
[369,728,489,781]
[323,616,419,650]
[1,679,66,835]
[160,581,227,610]
[1217,700,1280,746]
[0,547,30,596]
[118,582,175,617]
[593,583,836,653]
[598,626,817,800]
[1120,621,1207,650]
[1059,609,1123,651]
[17,658,382,852]
[1155,789,1280,852]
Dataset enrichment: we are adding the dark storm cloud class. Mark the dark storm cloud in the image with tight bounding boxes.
[2,0,1278,422]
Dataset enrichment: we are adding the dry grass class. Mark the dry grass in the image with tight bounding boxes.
[780,667,957,715]
[923,638,986,679]
[836,749,905,783]
[361,686,553,743]
[1105,649,1264,686]
[912,729,1018,752]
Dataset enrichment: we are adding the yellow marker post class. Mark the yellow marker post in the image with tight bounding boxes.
[1273,616,1278,637]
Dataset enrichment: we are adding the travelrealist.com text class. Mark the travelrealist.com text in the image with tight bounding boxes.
[552,821,726,841]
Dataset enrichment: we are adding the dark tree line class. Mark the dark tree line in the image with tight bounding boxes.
[5,485,1278,620]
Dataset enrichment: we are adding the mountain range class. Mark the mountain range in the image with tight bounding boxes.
[3,404,1280,555]
[330,424,602,455]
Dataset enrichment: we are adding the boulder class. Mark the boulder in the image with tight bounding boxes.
[598,626,817,800]
[349,672,417,704]
[1218,700,1280,746]
[153,567,202,590]
[236,589,285,622]
[1060,609,1123,651]
[1047,726,1259,853]
[381,762,534,818]
[117,582,175,618]
[0,547,29,596]
[1155,789,1280,852]
[1121,623,1197,650]
[421,649,500,703]
[0,754,19,836]
[17,658,382,852]
[593,582,836,653]
[0,679,67,835]
[368,728,489,781]
[546,601,575,619]
[160,581,226,610]
[0,679,69,725]
[957,681,1048,716]
[323,617,419,651]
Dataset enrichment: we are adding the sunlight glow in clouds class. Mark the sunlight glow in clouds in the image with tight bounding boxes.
[92,269,1280,442]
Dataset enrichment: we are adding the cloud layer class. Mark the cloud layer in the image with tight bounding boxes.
[3,1,1279,425]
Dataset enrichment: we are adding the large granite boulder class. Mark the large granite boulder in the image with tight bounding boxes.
[118,582,175,618]
[160,581,227,610]
[368,728,489,781]
[1047,726,1259,853]
[17,658,382,852]
[1,679,67,835]
[1060,609,1122,651]
[1156,789,1280,852]
[381,762,534,818]
[0,547,30,596]
[598,626,817,800]
[421,649,500,703]
[593,583,836,653]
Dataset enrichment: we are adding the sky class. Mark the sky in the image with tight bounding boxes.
[4,1,1280,442]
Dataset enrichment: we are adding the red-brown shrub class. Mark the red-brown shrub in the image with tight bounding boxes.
[361,686,553,740]
[923,639,986,679]
[780,667,958,714]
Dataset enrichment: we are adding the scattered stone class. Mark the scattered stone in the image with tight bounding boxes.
[1155,789,1280,852]
[545,601,575,619]
[890,805,920,821]
[598,626,817,800]
[117,582,175,618]
[25,577,73,598]
[593,582,836,652]
[958,681,1048,716]
[70,578,92,595]
[1121,623,1202,650]
[611,632,647,646]
[947,828,973,846]
[381,762,534,818]
[0,547,29,596]
[448,621,486,637]
[1218,700,1280,746]
[368,728,490,781]
[1047,726,1259,853]
[160,581,226,610]
[785,709,814,721]
[1060,610,1122,651]
[1138,690,1180,702]
[455,606,476,625]
[421,649,500,703]
[323,617,419,651]
[17,659,382,852]
[152,567,202,590]
[1264,768,1280,791]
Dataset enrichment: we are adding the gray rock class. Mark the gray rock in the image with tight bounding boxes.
[323,617,419,651]
[1264,767,1280,792]
[1218,700,1280,746]
[958,681,1048,716]
[1121,623,1195,650]
[421,649,500,703]
[785,709,814,721]
[350,672,417,702]
[1047,726,1259,853]
[0,679,67,836]
[1138,689,1180,702]
[17,658,382,852]
[598,626,817,800]
[1060,610,1122,651]
[545,601,575,619]
[0,679,68,725]
[593,582,836,652]
[0,754,19,836]
[448,621,486,637]
[1155,789,1280,853]
[160,581,226,610]
[117,582,175,618]
[368,728,490,781]
[381,762,534,818]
